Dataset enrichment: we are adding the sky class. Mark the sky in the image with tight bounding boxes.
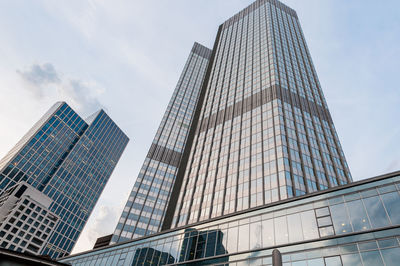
[0,0,399,255]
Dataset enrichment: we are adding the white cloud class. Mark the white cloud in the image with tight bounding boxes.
[17,63,60,86]
[72,190,129,254]
[17,63,105,115]
[71,206,117,253]
[0,0,399,256]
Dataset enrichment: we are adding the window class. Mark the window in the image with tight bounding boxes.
[330,203,352,234]
[238,224,249,252]
[380,192,400,225]
[363,196,390,228]
[381,247,400,266]
[346,200,370,231]
[324,256,341,266]
[360,250,384,265]
[287,213,303,242]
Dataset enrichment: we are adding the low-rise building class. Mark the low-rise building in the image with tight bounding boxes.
[0,182,59,255]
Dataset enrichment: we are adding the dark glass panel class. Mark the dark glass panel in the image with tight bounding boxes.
[205,231,217,257]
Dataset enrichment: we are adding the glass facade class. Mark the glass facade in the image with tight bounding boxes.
[59,172,400,265]
[112,43,212,243]
[0,102,129,258]
[171,0,351,229]
[59,0,386,264]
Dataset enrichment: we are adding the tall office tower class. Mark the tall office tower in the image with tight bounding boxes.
[0,102,128,258]
[60,1,400,266]
[168,0,352,229]
[112,43,211,243]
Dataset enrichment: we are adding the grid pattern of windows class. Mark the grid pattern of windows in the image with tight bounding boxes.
[0,102,128,259]
[171,0,351,228]
[42,109,128,258]
[60,173,400,266]
[112,43,211,243]
[0,103,88,193]
[193,235,400,266]
[0,183,58,255]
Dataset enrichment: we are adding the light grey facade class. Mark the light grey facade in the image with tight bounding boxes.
[0,182,59,255]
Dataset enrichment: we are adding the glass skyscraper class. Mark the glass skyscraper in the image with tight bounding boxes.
[168,0,351,229]
[0,102,128,258]
[59,0,399,265]
[113,0,351,241]
[112,43,211,243]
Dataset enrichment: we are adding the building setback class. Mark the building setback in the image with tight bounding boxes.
[0,102,128,259]
[168,0,351,229]
[113,0,351,244]
[58,0,399,265]
[112,43,211,243]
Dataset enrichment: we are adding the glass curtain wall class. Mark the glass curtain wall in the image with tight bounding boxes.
[171,0,351,229]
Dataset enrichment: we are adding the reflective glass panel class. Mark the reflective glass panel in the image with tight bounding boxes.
[324,256,342,266]
[380,192,400,225]
[360,250,384,266]
[292,261,307,266]
[249,221,262,249]
[315,207,330,217]
[205,231,217,258]
[341,253,362,266]
[346,200,370,231]
[363,196,390,228]
[381,247,400,266]
[287,213,303,242]
[301,210,319,240]
[238,224,249,252]
[319,226,334,237]
[274,216,288,245]
[307,258,324,266]
[262,219,275,247]
[227,226,238,253]
[317,216,332,227]
[330,203,352,234]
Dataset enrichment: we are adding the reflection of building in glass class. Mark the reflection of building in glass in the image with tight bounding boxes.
[112,43,211,243]
[178,228,227,263]
[59,0,399,265]
[0,102,128,259]
[60,171,400,265]
[132,247,175,266]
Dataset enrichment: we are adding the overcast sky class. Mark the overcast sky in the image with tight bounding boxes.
[0,0,399,255]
